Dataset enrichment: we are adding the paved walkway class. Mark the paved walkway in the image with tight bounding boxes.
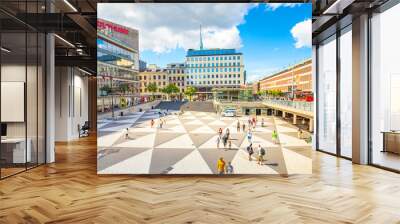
[97,109,311,174]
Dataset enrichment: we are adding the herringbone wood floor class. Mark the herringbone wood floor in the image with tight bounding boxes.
[1,135,400,224]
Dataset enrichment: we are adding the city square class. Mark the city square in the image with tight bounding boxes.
[98,102,312,175]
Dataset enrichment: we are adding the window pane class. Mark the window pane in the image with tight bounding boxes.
[317,35,337,154]
[340,27,352,158]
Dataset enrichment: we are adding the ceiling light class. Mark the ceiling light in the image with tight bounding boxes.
[1,47,11,53]
[54,34,75,48]
[63,0,78,12]
[78,68,92,76]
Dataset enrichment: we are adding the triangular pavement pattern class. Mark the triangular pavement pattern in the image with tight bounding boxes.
[198,135,222,149]
[278,133,310,147]
[149,148,195,174]
[189,133,216,148]
[154,132,184,147]
[98,149,153,174]
[155,134,196,149]
[97,147,149,171]
[208,120,227,126]
[130,126,157,133]
[231,149,279,174]
[276,125,298,133]
[184,119,204,125]
[168,149,213,174]
[190,125,216,134]
[112,132,149,146]
[113,133,156,148]
[98,130,123,147]
[198,148,238,173]
[229,133,246,149]
[181,124,199,132]
[240,134,276,149]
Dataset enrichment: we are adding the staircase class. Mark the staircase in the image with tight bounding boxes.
[155,101,187,111]
[181,101,215,112]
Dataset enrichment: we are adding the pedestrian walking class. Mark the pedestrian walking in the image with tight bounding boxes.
[257,144,265,165]
[297,128,303,139]
[242,123,246,132]
[226,128,230,139]
[125,128,129,139]
[151,119,155,128]
[247,130,253,143]
[159,120,164,129]
[217,157,226,175]
[216,135,221,149]
[261,118,264,127]
[246,143,254,161]
[237,120,241,132]
[218,127,223,137]
[272,130,278,144]
[223,133,228,149]
[226,162,234,174]
[228,138,232,151]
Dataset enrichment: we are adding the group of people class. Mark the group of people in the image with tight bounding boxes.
[150,117,166,129]
[246,143,266,165]
[217,157,234,174]
[217,128,232,150]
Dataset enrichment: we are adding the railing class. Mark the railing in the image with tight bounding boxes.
[264,99,314,112]
[213,98,314,112]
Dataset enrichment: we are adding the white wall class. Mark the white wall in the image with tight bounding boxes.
[55,67,89,141]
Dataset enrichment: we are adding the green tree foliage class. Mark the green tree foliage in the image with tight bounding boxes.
[184,86,197,101]
[146,83,158,100]
[161,84,180,100]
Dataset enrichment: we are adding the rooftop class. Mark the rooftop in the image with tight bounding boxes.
[186,48,242,57]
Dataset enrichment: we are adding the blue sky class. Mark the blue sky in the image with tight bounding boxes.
[98,3,312,83]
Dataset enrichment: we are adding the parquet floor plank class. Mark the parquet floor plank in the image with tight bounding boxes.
[0,135,399,223]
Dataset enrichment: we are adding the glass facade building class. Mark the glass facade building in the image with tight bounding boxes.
[185,49,245,91]
[97,19,140,116]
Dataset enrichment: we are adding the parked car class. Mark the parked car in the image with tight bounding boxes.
[222,108,236,117]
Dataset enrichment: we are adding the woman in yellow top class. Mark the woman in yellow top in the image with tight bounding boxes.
[217,157,226,175]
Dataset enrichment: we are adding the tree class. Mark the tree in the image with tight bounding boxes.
[119,83,129,94]
[161,84,180,100]
[184,86,197,101]
[146,83,158,100]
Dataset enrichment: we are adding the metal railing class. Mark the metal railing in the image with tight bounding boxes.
[264,99,314,112]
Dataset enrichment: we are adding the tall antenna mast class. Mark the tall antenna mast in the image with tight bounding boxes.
[200,25,204,50]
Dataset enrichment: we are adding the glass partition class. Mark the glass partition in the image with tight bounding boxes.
[317,35,337,154]
[370,3,400,171]
[339,26,352,158]
[0,2,46,179]
[0,31,28,177]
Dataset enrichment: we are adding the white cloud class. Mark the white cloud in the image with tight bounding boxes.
[290,19,311,48]
[98,3,257,54]
[265,3,302,11]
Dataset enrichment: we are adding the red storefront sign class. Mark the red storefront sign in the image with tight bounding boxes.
[97,20,129,35]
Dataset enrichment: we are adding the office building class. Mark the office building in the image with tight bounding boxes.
[97,18,140,115]
[139,60,147,72]
[185,48,245,99]
[166,63,186,95]
[139,65,168,101]
[255,59,312,99]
